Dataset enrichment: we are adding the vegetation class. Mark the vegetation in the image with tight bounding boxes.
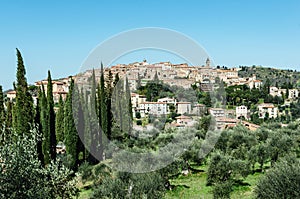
[1,50,300,198]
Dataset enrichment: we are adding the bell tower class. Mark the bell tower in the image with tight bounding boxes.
[206,58,210,67]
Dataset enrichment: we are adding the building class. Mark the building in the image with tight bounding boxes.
[175,115,193,126]
[139,102,168,116]
[6,90,16,101]
[131,93,147,115]
[157,97,176,105]
[288,89,299,99]
[209,108,225,118]
[215,117,237,130]
[192,104,207,116]
[177,102,192,114]
[236,105,248,119]
[35,79,70,103]
[257,103,278,119]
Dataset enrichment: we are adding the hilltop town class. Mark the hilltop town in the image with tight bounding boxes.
[5,59,300,132]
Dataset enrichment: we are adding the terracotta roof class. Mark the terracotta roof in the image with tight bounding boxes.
[7,90,16,94]
[175,115,192,119]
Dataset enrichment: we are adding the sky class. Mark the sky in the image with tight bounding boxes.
[0,0,299,90]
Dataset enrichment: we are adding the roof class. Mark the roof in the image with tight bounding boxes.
[175,115,192,119]
[258,103,275,108]
[7,90,16,94]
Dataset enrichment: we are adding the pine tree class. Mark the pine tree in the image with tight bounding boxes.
[47,71,56,161]
[55,95,64,142]
[0,86,5,129]
[14,48,34,135]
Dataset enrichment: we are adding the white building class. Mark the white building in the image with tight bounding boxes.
[131,93,147,114]
[236,105,248,119]
[269,87,299,100]
[6,90,16,101]
[289,89,299,99]
[257,103,278,119]
[209,108,225,118]
[139,102,168,116]
[269,86,284,97]
[177,102,192,114]
[157,97,176,105]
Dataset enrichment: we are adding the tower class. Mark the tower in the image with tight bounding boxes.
[206,58,210,67]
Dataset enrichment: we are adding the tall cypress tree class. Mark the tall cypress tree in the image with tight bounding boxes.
[106,69,113,140]
[5,101,13,131]
[98,63,106,160]
[55,95,64,142]
[125,76,133,121]
[14,48,34,135]
[47,71,56,161]
[88,69,100,164]
[0,86,5,129]
[64,78,79,170]
[40,84,50,164]
[35,88,44,165]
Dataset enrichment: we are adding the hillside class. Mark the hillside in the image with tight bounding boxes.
[238,66,300,88]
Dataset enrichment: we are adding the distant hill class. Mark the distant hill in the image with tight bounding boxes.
[238,66,300,88]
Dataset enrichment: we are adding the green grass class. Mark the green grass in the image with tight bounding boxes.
[164,165,263,199]
[78,188,93,199]
[164,172,213,199]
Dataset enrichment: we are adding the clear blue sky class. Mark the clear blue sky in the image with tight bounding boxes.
[0,0,299,90]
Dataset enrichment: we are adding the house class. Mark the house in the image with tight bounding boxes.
[131,93,147,116]
[236,105,248,119]
[241,121,260,131]
[258,103,278,119]
[269,87,286,98]
[175,115,193,126]
[177,102,192,114]
[139,102,168,116]
[288,89,299,99]
[209,108,225,118]
[35,79,69,103]
[215,117,237,130]
[192,104,207,116]
[6,90,16,101]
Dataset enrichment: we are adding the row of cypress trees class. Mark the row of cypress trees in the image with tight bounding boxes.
[0,49,132,170]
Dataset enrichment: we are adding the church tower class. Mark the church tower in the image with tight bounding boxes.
[206,58,210,67]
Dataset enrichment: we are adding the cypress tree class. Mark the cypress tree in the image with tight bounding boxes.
[88,69,100,164]
[125,76,133,120]
[74,86,85,163]
[64,78,79,170]
[40,84,50,164]
[0,86,5,129]
[55,95,64,142]
[35,88,44,165]
[47,71,56,161]
[14,48,34,135]
[106,69,113,140]
[113,73,119,87]
[5,101,13,131]
[100,63,107,135]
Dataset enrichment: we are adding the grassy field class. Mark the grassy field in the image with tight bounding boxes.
[77,164,264,199]
[164,165,263,199]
